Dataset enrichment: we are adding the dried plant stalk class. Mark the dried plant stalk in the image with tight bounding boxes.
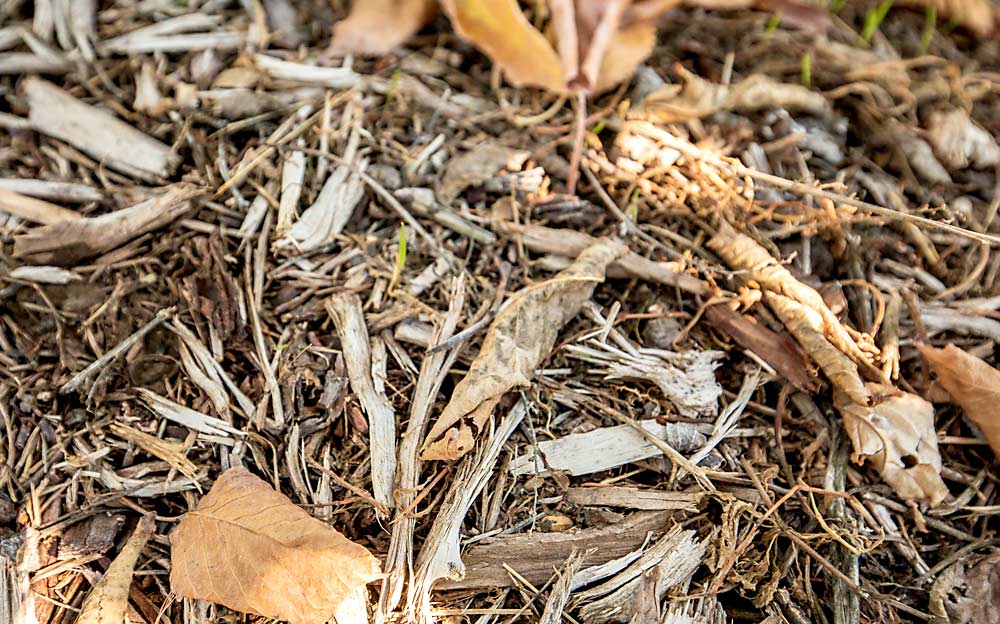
[326,292,398,512]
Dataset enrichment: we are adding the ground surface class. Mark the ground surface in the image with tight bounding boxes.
[1,1,999,623]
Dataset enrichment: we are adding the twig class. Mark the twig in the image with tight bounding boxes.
[59,308,172,394]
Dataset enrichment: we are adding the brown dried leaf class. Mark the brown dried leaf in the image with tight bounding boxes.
[421,240,627,461]
[896,0,997,36]
[919,344,1000,457]
[76,514,154,624]
[641,66,832,123]
[328,0,438,56]
[436,141,528,206]
[770,293,949,506]
[169,468,382,624]
[703,304,818,393]
[835,383,949,507]
[929,552,1000,623]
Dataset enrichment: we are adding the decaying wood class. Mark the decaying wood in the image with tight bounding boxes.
[539,550,586,624]
[254,53,361,89]
[76,514,154,624]
[379,276,466,620]
[408,400,527,620]
[0,532,35,624]
[576,526,706,624]
[13,184,201,265]
[0,178,103,204]
[437,511,676,591]
[326,292,398,512]
[510,419,705,477]
[564,342,723,418]
[565,487,704,512]
[0,187,82,225]
[24,77,179,181]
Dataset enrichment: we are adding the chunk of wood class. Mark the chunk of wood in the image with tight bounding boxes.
[704,304,818,393]
[13,184,200,265]
[0,178,103,204]
[254,53,361,89]
[564,487,703,512]
[510,420,705,477]
[24,77,179,182]
[0,187,82,225]
[436,512,674,590]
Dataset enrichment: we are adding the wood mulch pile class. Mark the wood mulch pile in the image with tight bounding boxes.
[1,1,999,623]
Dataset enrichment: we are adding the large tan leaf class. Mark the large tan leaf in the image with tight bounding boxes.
[440,0,565,90]
[835,383,949,507]
[420,240,627,461]
[77,514,155,624]
[919,344,1000,457]
[170,468,382,624]
[328,0,438,55]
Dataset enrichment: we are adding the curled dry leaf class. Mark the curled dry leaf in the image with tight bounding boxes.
[421,240,628,461]
[76,514,155,624]
[919,344,1000,457]
[708,220,878,368]
[640,66,832,123]
[328,0,438,56]
[835,383,949,507]
[770,292,949,506]
[929,551,1000,624]
[925,108,1000,171]
[896,0,998,36]
[170,468,382,624]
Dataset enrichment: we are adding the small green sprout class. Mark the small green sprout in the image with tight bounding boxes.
[861,0,894,44]
[764,12,782,36]
[801,52,812,88]
[919,5,937,53]
[389,224,406,294]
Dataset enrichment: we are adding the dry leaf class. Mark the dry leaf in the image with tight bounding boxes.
[708,220,877,368]
[421,240,627,461]
[641,67,832,122]
[769,292,948,505]
[436,141,528,206]
[170,468,382,624]
[440,0,565,91]
[919,344,1000,457]
[835,383,949,507]
[929,552,1000,624]
[703,304,818,393]
[896,0,997,36]
[438,0,677,93]
[328,0,438,56]
[925,108,1000,170]
[77,514,154,624]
